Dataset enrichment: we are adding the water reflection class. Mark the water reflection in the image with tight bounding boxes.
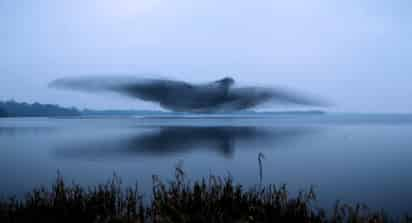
[0,127,55,136]
[54,126,315,159]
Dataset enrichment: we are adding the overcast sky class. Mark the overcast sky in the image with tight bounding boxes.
[1,0,411,112]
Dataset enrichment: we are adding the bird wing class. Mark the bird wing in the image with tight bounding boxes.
[49,76,328,112]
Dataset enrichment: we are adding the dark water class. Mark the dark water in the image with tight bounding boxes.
[1,114,412,215]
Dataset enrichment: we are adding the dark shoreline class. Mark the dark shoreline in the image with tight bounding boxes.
[0,169,408,223]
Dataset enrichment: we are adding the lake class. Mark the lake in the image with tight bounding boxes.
[1,114,412,215]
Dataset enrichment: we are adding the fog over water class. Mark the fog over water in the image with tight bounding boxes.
[1,114,412,215]
[1,0,412,220]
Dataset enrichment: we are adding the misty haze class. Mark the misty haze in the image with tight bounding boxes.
[1,0,412,222]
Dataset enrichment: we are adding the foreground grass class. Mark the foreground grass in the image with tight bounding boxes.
[0,168,409,223]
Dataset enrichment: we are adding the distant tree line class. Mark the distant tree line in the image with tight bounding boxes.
[0,108,7,117]
[81,109,167,116]
[0,100,80,117]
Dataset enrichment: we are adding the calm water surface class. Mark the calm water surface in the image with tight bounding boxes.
[1,114,412,215]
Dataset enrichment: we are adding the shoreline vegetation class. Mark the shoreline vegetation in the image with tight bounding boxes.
[0,108,7,117]
[0,101,80,117]
[0,168,409,223]
[0,100,325,118]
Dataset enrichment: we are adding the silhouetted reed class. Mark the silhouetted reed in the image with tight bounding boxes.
[0,168,409,223]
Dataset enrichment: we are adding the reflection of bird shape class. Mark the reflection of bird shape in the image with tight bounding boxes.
[50,76,326,113]
[132,127,313,158]
[54,126,314,159]
[130,127,255,157]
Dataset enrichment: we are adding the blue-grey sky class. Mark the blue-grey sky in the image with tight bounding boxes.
[1,0,411,112]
